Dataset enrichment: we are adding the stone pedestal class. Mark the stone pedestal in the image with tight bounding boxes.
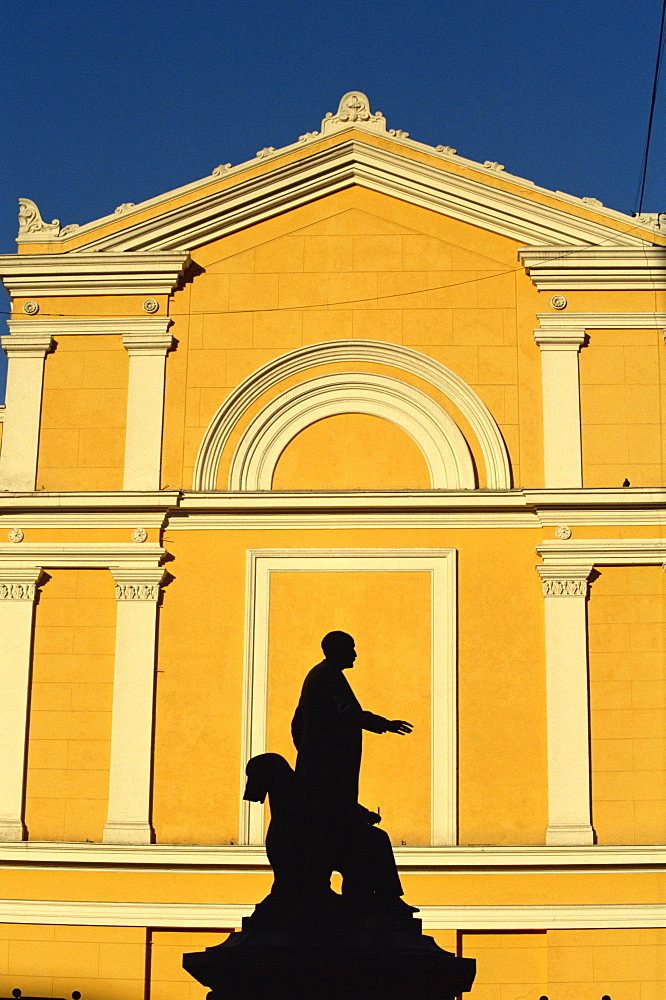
[184,893,476,1000]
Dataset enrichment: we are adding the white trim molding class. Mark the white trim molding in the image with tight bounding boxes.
[229,372,475,490]
[2,841,665,870]
[241,548,457,848]
[536,538,666,847]
[534,313,666,488]
[0,898,662,931]
[194,340,511,491]
[536,311,666,335]
[0,252,190,297]
[56,139,650,252]
[0,332,53,492]
[0,544,166,843]
[6,317,175,338]
[520,247,666,290]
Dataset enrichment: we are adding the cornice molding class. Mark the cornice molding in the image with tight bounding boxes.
[1,489,666,527]
[0,252,190,297]
[6,317,173,339]
[0,542,166,573]
[537,538,666,568]
[65,140,649,253]
[0,332,53,357]
[1,841,664,869]
[536,311,666,331]
[0,897,662,930]
[519,247,666,289]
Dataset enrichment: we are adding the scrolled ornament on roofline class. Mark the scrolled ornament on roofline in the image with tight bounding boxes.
[320,92,388,136]
[17,198,79,243]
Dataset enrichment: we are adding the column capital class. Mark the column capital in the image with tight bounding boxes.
[0,566,43,601]
[536,564,593,598]
[122,327,173,356]
[110,566,165,602]
[1,332,53,358]
[533,328,586,350]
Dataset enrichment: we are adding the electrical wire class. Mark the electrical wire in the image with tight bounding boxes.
[635,0,666,214]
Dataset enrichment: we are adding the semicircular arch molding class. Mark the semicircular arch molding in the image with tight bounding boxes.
[229,373,475,490]
[192,339,511,490]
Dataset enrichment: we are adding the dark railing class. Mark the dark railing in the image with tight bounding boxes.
[1,991,81,1000]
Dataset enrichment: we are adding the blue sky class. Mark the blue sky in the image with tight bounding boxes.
[1,0,665,398]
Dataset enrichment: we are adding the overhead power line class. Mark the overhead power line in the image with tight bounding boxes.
[636,0,666,215]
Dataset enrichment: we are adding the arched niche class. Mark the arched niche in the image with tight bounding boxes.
[229,373,476,490]
[193,340,511,490]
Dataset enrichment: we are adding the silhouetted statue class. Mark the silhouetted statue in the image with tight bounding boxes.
[290,630,412,898]
[183,631,476,1000]
[243,751,406,908]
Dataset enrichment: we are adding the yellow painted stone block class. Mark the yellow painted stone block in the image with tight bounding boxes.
[590,680,632,710]
[254,235,304,273]
[632,738,666,770]
[303,234,354,272]
[402,235,452,271]
[328,271,378,308]
[377,271,430,308]
[67,740,111,770]
[352,234,403,271]
[477,346,518,384]
[186,349,227,389]
[277,272,326,309]
[190,273,230,313]
[591,738,634,771]
[301,309,353,343]
[252,310,303,348]
[24,796,66,840]
[81,349,128,389]
[402,308,453,345]
[452,309,506,346]
[202,311,253,349]
[351,308,402,340]
[228,273,279,311]
[427,270,478,309]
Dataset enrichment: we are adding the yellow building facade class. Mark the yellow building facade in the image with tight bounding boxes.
[0,92,665,999]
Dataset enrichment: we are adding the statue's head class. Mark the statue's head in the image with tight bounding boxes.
[244,753,294,802]
[321,630,356,669]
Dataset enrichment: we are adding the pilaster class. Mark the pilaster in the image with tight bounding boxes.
[104,564,166,845]
[0,333,53,491]
[122,328,174,491]
[537,561,595,846]
[0,565,43,841]
[534,327,586,487]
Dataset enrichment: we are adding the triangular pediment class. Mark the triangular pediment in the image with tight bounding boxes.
[13,92,665,254]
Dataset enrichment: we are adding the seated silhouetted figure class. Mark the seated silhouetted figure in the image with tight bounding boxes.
[243,752,405,908]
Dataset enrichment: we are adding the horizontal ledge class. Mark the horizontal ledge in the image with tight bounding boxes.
[0,898,663,930]
[1,488,665,512]
[1,842,665,869]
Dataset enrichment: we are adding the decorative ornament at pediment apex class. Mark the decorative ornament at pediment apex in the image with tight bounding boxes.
[17,198,79,241]
[320,92,388,136]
